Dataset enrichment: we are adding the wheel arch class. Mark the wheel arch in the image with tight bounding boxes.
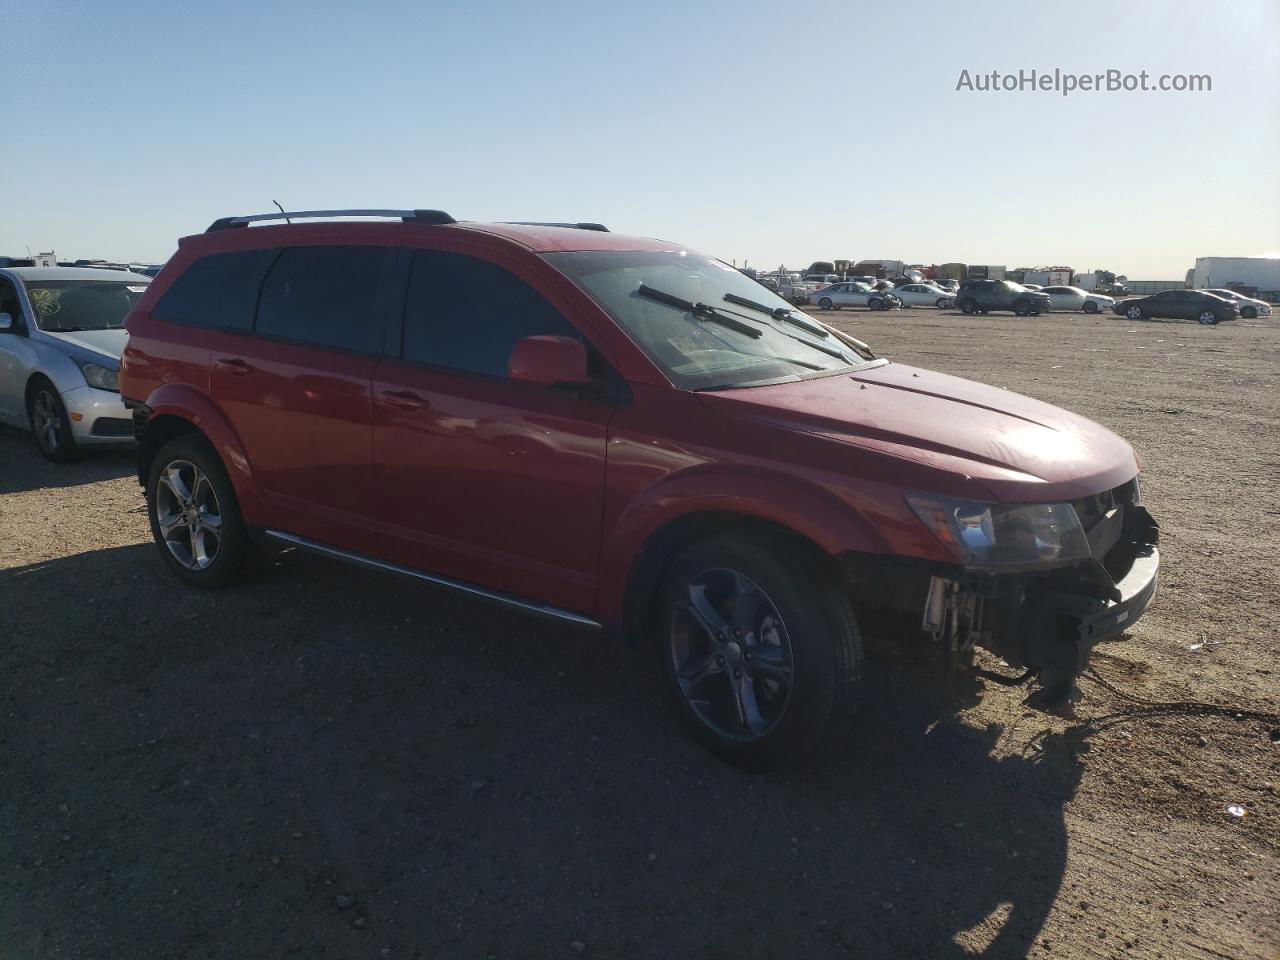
[137,384,261,521]
[617,511,845,647]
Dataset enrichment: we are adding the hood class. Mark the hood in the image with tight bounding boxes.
[697,363,1138,502]
[44,328,126,364]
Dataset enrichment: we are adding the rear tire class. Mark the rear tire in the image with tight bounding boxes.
[27,378,81,463]
[146,434,257,589]
[656,535,862,768]
[818,297,833,310]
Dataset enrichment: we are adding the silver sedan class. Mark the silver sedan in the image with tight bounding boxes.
[0,266,149,461]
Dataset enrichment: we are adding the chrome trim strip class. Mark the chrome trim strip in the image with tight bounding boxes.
[263,529,602,629]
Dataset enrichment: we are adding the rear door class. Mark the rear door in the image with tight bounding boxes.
[209,244,395,555]
[371,248,614,614]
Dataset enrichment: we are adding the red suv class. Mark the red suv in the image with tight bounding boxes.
[120,209,1159,765]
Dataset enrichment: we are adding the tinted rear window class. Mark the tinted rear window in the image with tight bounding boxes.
[256,246,388,353]
[153,249,277,329]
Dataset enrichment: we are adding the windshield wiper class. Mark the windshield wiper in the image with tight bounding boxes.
[722,293,828,337]
[636,284,762,339]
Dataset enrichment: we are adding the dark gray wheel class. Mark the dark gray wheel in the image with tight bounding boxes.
[1126,304,1144,320]
[1241,306,1257,319]
[27,379,80,463]
[935,297,949,309]
[1083,301,1099,314]
[818,297,833,310]
[1013,300,1032,317]
[657,535,862,767]
[147,434,257,588]
[1197,311,1219,325]
[959,298,977,314]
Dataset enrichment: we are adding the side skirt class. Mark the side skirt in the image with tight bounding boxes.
[262,529,603,630]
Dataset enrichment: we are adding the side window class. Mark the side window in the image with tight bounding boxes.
[153,249,278,330]
[256,246,388,353]
[402,250,581,378]
[0,277,22,330]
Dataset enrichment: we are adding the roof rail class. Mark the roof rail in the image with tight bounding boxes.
[205,209,456,232]
[503,221,610,233]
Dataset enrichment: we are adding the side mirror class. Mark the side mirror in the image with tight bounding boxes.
[0,312,13,331]
[508,335,591,387]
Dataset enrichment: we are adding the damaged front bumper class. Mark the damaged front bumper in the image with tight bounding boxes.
[916,500,1160,707]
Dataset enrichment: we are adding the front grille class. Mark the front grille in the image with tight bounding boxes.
[91,417,134,437]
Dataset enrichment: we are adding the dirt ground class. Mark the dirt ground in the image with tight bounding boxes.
[1,306,1277,959]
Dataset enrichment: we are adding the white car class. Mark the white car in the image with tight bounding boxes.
[0,266,148,461]
[932,279,960,293]
[1203,289,1272,319]
[1039,285,1116,314]
[811,282,901,311]
[891,283,955,308]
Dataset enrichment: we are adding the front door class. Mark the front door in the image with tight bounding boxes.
[209,244,395,555]
[371,249,613,615]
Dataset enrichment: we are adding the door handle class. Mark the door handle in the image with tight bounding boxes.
[214,357,252,375]
[377,389,430,411]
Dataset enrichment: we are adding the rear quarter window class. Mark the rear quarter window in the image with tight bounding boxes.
[152,249,278,330]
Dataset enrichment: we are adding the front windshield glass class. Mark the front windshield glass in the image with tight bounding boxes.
[25,279,147,332]
[546,250,877,390]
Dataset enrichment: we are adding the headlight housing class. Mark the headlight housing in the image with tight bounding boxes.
[907,494,1091,570]
[80,362,119,392]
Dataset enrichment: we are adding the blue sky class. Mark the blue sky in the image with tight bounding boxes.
[3,0,1277,277]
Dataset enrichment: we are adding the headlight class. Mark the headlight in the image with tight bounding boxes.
[906,494,1091,569]
[80,362,119,392]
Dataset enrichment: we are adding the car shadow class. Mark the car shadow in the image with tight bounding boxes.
[0,422,135,494]
[0,544,1084,958]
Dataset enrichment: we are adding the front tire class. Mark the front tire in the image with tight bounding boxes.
[936,298,949,309]
[1241,306,1257,319]
[1126,305,1144,320]
[958,299,976,314]
[656,535,862,768]
[1013,300,1032,317]
[1198,311,1219,325]
[147,434,256,588]
[1083,301,1099,314]
[27,379,81,463]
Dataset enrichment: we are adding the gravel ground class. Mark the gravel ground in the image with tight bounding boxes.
[1,306,1276,959]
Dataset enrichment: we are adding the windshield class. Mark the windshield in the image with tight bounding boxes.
[25,279,147,332]
[546,250,878,390]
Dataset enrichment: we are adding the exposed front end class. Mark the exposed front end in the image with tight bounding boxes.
[911,478,1159,706]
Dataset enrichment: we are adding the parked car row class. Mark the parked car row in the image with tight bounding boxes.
[1,209,1162,766]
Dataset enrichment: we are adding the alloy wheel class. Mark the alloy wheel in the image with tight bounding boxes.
[1126,306,1142,319]
[1198,312,1218,325]
[669,567,794,741]
[155,459,223,570]
[31,390,62,453]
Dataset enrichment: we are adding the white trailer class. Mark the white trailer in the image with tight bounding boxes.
[1192,257,1280,295]
[1023,269,1072,287]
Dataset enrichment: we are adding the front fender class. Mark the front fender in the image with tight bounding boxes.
[597,464,891,629]
[142,383,262,523]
